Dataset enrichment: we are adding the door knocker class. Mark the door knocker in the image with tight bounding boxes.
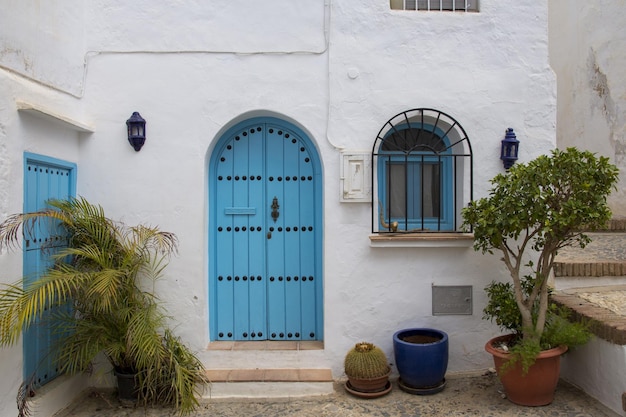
[271,196,280,223]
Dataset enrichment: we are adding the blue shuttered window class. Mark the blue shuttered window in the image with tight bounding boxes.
[372,109,473,233]
[23,153,76,387]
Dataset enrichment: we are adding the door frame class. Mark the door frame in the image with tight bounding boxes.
[208,116,324,342]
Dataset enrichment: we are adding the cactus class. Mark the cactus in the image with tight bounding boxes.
[344,342,390,379]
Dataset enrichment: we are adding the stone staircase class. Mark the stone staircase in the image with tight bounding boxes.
[551,219,626,343]
[201,341,335,400]
[550,219,626,415]
[553,219,626,289]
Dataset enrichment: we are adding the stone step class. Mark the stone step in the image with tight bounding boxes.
[202,340,329,372]
[553,232,626,289]
[554,261,626,277]
[554,274,626,291]
[200,342,334,399]
[202,368,334,399]
[206,368,333,383]
[591,218,626,232]
[551,288,626,345]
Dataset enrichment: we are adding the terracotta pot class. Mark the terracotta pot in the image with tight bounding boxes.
[485,334,568,406]
[346,370,391,394]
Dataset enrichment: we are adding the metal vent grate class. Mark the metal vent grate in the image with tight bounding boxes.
[391,0,479,12]
[432,286,473,315]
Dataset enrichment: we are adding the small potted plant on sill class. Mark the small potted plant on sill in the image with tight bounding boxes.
[344,342,392,398]
[461,147,618,406]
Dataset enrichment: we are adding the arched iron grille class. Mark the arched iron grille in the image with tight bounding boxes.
[371,108,473,233]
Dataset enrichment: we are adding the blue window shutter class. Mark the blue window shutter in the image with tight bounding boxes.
[23,153,76,387]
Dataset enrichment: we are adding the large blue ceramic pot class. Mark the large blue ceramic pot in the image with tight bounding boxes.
[393,328,448,393]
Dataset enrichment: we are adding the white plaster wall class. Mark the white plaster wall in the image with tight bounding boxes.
[0,1,557,413]
[322,0,555,374]
[0,0,85,97]
[0,76,25,417]
[86,0,327,54]
[549,0,626,217]
[0,71,85,417]
[561,337,626,416]
[76,51,331,355]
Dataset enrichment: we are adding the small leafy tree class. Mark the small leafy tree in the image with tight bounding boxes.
[462,148,618,368]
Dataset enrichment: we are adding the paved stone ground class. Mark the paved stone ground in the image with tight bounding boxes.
[574,285,626,316]
[556,233,626,263]
[55,372,619,417]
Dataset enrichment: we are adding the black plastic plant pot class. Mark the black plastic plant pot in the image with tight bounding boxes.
[115,370,139,402]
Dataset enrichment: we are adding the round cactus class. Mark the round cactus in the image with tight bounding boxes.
[344,342,390,379]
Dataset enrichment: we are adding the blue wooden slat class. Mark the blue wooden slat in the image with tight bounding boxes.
[215,138,235,340]
[22,249,41,382]
[40,244,57,384]
[266,126,286,339]
[282,128,302,340]
[232,129,251,340]
[43,168,71,381]
[24,164,39,250]
[298,143,317,340]
[247,125,266,338]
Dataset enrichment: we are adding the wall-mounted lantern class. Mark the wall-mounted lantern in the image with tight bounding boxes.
[500,127,519,170]
[126,112,146,152]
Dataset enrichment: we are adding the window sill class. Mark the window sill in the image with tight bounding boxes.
[369,233,474,248]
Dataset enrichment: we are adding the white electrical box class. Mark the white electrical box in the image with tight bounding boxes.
[340,152,371,202]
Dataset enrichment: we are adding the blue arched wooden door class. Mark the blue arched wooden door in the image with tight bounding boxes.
[209,117,323,341]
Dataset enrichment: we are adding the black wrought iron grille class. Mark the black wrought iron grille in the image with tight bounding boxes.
[371,108,473,233]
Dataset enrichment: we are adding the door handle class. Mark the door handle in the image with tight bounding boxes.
[271,196,280,222]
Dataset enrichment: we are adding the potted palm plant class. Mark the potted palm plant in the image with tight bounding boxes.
[0,197,207,414]
[461,147,618,406]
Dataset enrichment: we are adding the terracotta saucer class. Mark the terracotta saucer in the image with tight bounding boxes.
[344,380,392,398]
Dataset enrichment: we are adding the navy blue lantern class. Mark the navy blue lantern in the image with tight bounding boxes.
[500,128,519,170]
[126,112,146,152]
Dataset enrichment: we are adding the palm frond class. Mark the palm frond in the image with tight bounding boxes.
[0,210,68,252]
[0,283,28,346]
[17,374,36,417]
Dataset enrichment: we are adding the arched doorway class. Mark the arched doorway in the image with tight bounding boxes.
[209,117,323,341]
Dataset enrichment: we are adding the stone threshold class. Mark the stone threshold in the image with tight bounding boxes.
[207,340,323,351]
[205,368,333,383]
[551,292,626,345]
